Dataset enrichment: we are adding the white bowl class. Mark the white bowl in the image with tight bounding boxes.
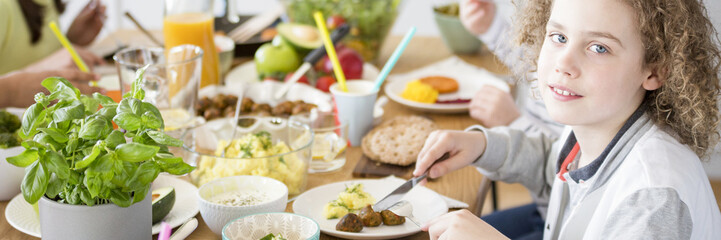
[0,146,25,201]
[222,212,320,240]
[198,175,289,236]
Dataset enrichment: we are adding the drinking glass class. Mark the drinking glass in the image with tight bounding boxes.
[291,111,349,173]
[113,45,202,132]
[164,0,220,88]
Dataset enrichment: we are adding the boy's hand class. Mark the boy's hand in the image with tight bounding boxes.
[23,48,105,73]
[459,0,497,35]
[0,70,104,108]
[413,130,487,180]
[469,85,520,127]
[422,209,509,240]
[67,0,106,46]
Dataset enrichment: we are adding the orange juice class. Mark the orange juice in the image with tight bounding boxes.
[163,12,220,88]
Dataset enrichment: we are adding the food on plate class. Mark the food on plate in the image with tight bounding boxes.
[259,233,287,240]
[315,76,336,92]
[436,98,471,104]
[190,132,307,195]
[151,187,175,224]
[419,76,459,93]
[336,213,364,232]
[358,204,382,227]
[323,183,376,219]
[254,36,301,80]
[277,22,323,54]
[0,110,21,149]
[319,46,364,80]
[361,116,438,166]
[380,209,405,225]
[210,189,268,206]
[400,80,439,103]
[195,95,317,120]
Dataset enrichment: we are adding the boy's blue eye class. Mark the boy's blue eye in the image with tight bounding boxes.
[551,34,567,43]
[590,44,608,53]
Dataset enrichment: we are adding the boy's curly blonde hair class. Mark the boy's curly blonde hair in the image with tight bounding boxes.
[514,0,721,158]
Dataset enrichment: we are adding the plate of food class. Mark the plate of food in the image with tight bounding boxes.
[4,174,198,237]
[292,179,448,240]
[385,68,510,114]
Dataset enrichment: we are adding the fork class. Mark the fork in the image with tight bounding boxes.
[228,7,284,43]
[388,200,421,227]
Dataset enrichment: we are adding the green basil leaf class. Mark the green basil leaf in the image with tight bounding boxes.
[127,161,160,190]
[68,170,81,185]
[45,173,65,199]
[132,185,149,204]
[115,143,159,162]
[79,116,110,140]
[112,161,136,191]
[97,107,116,121]
[131,66,148,100]
[112,112,142,132]
[52,101,85,122]
[6,149,38,167]
[20,103,46,139]
[42,77,80,101]
[79,95,99,114]
[83,171,103,198]
[37,127,69,143]
[146,130,182,147]
[21,160,49,204]
[141,102,164,129]
[33,132,61,152]
[75,141,104,169]
[64,133,78,153]
[88,153,115,176]
[34,92,49,107]
[110,189,132,207]
[154,154,194,175]
[93,92,117,107]
[67,184,81,205]
[105,130,126,149]
[80,187,95,206]
[44,150,70,179]
[141,112,162,130]
[21,140,45,150]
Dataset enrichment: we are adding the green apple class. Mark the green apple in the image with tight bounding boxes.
[254,37,301,80]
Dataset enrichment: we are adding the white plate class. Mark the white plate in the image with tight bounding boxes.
[225,61,380,87]
[4,174,199,237]
[385,71,509,114]
[292,179,448,240]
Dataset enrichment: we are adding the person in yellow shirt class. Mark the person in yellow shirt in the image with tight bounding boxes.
[0,0,106,108]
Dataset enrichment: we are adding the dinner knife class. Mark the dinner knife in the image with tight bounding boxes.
[274,24,350,99]
[372,152,451,212]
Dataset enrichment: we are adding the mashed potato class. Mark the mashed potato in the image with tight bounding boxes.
[190,131,307,195]
[323,184,375,219]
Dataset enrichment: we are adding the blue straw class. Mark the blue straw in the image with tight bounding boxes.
[372,27,417,92]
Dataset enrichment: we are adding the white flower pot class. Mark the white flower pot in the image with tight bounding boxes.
[38,190,152,240]
[0,146,25,201]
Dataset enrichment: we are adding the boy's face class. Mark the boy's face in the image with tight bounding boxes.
[537,0,654,128]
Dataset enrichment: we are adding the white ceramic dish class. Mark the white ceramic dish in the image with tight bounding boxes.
[198,175,289,236]
[292,179,448,240]
[4,174,199,237]
[222,212,320,240]
[385,71,509,114]
[224,61,380,87]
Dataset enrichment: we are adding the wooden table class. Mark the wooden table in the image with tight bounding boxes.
[0,34,509,240]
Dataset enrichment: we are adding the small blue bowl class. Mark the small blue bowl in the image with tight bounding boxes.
[222,212,320,240]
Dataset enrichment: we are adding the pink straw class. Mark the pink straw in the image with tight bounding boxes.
[158,222,172,240]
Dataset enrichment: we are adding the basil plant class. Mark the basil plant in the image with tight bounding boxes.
[6,67,194,207]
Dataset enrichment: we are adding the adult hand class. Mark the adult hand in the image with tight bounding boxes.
[0,70,104,108]
[23,47,105,73]
[423,209,509,240]
[413,130,487,180]
[469,85,520,128]
[459,0,497,35]
[67,0,106,46]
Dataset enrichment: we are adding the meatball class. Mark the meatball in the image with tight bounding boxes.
[380,210,405,225]
[252,103,272,113]
[358,204,382,227]
[272,101,294,116]
[336,213,363,232]
[240,97,254,113]
[203,108,221,120]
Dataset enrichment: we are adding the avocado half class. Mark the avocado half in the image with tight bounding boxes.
[277,23,323,53]
[151,187,175,224]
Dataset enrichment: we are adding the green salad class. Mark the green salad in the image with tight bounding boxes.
[0,110,21,149]
[282,0,403,61]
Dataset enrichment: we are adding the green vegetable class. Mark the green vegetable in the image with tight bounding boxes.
[260,233,287,240]
[433,2,460,16]
[151,187,175,224]
[5,66,194,206]
[277,22,323,53]
[283,0,402,61]
[0,133,20,149]
[0,110,22,149]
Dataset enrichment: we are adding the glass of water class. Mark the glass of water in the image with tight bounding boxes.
[114,45,203,132]
[290,110,349,173]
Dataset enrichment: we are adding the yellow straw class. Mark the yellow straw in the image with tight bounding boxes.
[313,11,347,92]
[48,21,97,86]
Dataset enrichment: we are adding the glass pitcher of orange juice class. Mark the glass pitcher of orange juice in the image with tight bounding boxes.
[164,0,220,88]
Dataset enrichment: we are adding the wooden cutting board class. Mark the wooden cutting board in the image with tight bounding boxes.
[352,154,414,179]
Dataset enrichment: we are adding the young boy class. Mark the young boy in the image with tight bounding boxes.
[417,0,721,239]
